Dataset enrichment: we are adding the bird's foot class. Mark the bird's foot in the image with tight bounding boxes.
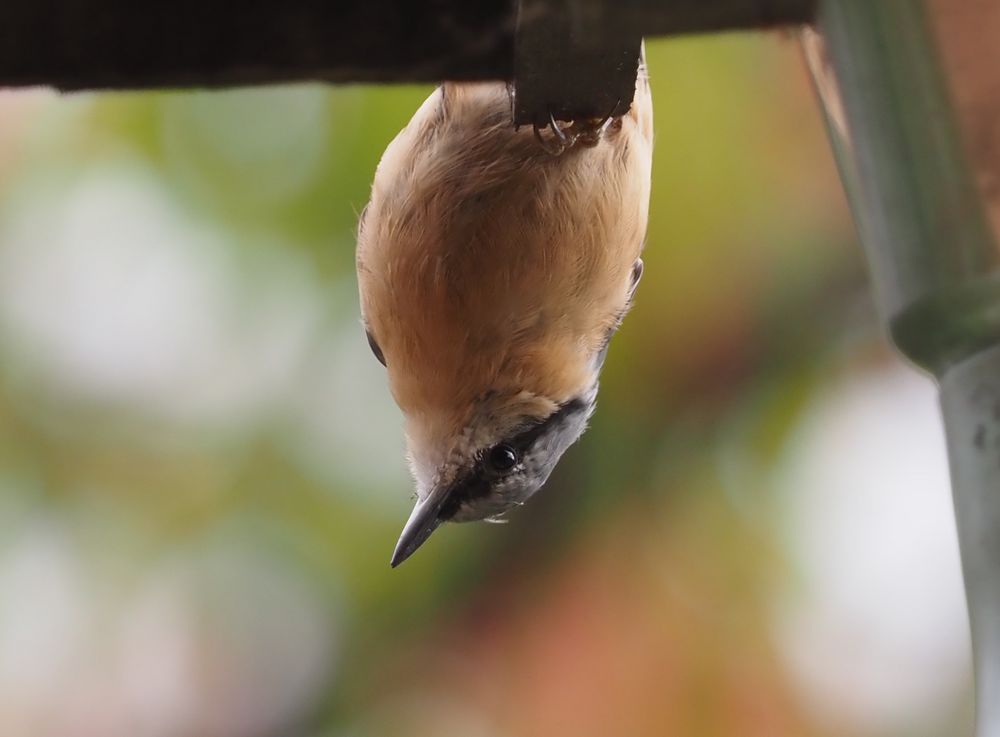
[532,101,624,154]
[533,110,577,156]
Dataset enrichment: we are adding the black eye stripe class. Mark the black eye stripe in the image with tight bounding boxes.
[438,473,490,520]
[508,396,590,449]
[469,400,580,473]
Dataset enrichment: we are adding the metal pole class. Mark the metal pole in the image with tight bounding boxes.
[943,346,1000,735]
[812,1,1000,734]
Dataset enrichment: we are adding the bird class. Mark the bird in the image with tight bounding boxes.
[356,54,653,567]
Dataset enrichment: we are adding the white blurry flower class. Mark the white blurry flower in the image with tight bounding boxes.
[118,541,337,737]
[772,362,972,736]
[0,520,95,730]
[0,515,338,737]
[0,162,320,431]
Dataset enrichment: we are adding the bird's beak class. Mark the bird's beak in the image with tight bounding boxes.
[390,484,452,568]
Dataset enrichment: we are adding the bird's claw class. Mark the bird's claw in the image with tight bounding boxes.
[533,110,576,156]
[531,100,624,155]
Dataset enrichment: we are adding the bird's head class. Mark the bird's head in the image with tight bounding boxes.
[389,384,597,567]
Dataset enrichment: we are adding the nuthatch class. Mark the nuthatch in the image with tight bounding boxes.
[357,57,653,567]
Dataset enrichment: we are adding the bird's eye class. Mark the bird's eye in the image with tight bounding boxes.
[366,329,386,367]
[488,444,520,472]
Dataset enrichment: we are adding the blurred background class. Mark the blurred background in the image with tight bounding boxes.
[0,34,972,737]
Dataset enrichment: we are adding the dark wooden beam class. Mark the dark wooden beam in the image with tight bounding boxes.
[0,0,815,92]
